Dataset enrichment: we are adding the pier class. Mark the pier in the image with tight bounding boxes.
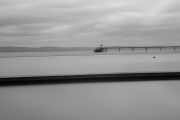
[94,46,180,52]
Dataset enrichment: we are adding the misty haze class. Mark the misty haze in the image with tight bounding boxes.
[0,0,180,120]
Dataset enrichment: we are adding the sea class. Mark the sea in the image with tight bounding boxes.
[0,48,180,120]
[0,48,180,77]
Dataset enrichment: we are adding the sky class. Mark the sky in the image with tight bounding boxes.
[0,0,180,47]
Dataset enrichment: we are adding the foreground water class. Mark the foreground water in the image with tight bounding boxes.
[0,80,180,120]
[0,51,180,120]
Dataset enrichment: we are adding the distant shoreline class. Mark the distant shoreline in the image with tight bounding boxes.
[0,46,95,52]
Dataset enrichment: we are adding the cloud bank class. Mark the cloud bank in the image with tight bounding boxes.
[0,0,180,46]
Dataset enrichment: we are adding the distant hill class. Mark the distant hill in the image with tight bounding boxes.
[0,46,95,52]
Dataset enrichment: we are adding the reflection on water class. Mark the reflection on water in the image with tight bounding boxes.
[0,80,180,120]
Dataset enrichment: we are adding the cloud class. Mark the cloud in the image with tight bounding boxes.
[0,25,38,36]
[97,0,180,27]
[40,25,73,37]
[79,0,180,39]
[0,0,180,46]
[0,23,53,36]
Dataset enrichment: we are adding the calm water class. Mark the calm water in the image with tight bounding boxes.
[0,53,180,77]
[0,51,180,120]
[0,81,180,120]
[0,47,180,58]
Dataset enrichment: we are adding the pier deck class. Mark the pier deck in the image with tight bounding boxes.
[94,46,180,52]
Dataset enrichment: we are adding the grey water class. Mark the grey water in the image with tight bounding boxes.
[0,80,180,120]
[0,47,180,58]
[0,53,180,77]
[0,50,180,120]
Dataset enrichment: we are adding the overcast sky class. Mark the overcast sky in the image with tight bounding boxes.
[0,0,180,47]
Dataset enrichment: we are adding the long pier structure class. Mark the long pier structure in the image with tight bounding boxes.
[94,46,180,52]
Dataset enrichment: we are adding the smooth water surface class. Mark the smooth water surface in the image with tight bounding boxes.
[0,52,180,120]
[0,80,180,120]
[0,53,180,77]
[0,47,180,58]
